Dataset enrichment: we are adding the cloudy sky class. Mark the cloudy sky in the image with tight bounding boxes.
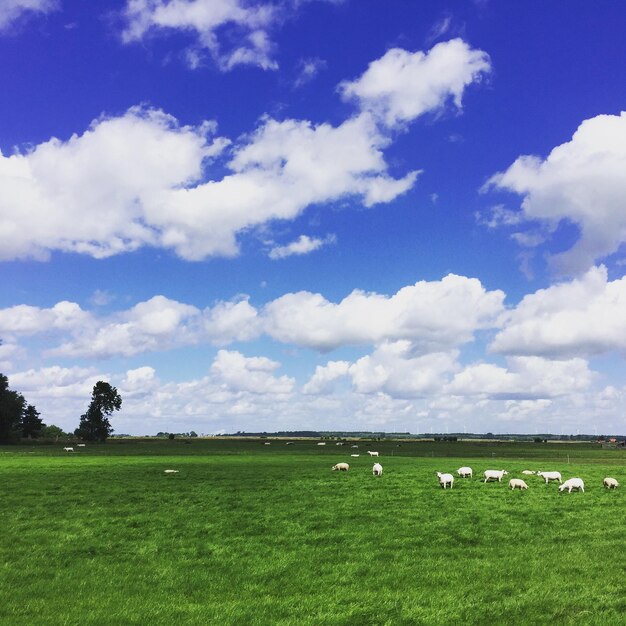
[2,0,626,436]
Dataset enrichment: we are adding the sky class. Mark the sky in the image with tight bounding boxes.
[1,0,626,436]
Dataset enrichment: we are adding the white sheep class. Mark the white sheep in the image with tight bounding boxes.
[264,442,271,445]
[286,442,294,445]
[63,447,74,452]
[350,454,360,457]
[351,445,359,448]
[509,478,529,490]
[372,462,383,476]
[336,442,344,446]
[537,471,562,484]
[317,442,326,446]
[332,463,349,471]
[437,472,454,489]
[76,443,86,447]
[367,451,379,457]
[521,470,535,475]
[603,477,619,489]
[484,469,508,483]
[164,469,179,474]
[457,466,473,478]
[559,477,584,493]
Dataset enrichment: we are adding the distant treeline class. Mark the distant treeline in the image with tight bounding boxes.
[222,431,625,441]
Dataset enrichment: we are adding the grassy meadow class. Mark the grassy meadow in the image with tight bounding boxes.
[0,438,625,625]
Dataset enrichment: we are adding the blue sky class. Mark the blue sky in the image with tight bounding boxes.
[2,0,626,435]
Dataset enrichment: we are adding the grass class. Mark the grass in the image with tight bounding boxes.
[1,439,625,625]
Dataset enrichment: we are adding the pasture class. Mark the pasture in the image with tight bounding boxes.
[0,439,625,625]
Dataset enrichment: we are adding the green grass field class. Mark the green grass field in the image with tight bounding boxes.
[1,439,625,625]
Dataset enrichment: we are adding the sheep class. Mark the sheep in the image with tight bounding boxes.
[264,442,271,445]
[367,451,379,457]
[350,454,360,457]
[336,442,344,446]
[537,471,562,484]
[332,463,349,471]
[317,442,326,446]
[521,470,535,475]
[509,478,529,490]
[286,442,294,445]
[558,478,584,493]
[351,444,359,448]
[76,443,86,447]
[603,477,619,489]
[372,462,383,476]
[484,469,508,483]
[436,472,454,489]
[457,466,473,478]
[63,447,74,452]
[164,469,179,474]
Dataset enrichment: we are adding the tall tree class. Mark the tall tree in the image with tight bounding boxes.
[0,373,26,443]
[21,404,44,439]
[75,381,122,442]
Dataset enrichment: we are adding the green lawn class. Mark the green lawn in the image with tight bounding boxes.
[1,439,625,625]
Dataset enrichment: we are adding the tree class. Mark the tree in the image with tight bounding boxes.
[75,381,122,442]
[21,404,45,439]
[41,424,67,440]
[0,374,26,443]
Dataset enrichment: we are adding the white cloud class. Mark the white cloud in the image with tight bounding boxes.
[0,301,89,336]
[121,0,335,71]
[340,38,490,128]
[0,0,58,31]
[447,356,593,399]
[264,274,504,351]
[302,360,350,394]
[0,106,418,262]
[269,234,336,259]
[210,349,294,394]
[491,265,626,358]
[348,342,459,397]
[294,57,326,87]
[486,112,626,274]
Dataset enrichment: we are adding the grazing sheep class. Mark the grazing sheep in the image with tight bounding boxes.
[559,478,584,493]
[537,471,562,484]
[457,466,473,478]
[76,444,86,447]
[509,479,529,490]
[63,447,74,452]
[264,442,271,445]
[351,445,359,448]
[603,477,619,489]
[164,469,179,474]
[521,470,535,475]
[332,463,349,471]
[336,442,344,446]
[437,472,454,489]
[350,454,360,457]
[286,442,294,445]
[317,442,326,446]
[367,451,380,457]
[373,463,383,476]
[484,469,508,483]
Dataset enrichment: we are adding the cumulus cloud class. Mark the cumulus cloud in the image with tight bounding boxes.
[447,356,593,399]
[339,38,490,128]
[348,342,459,397]
[302,360,350,394]
[486,112,626,274]
[294,57,327,87]
[0,106,419,261]
[491,265,626,358]
[264,274,504,352]
[268,234,336,259]
[0,0,58,31]
[1,274,504,359]
[121,0,338,71]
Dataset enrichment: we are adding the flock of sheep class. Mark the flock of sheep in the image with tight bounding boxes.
[330,452,619,493]
[435,468,619,493]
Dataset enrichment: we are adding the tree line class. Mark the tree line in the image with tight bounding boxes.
[0,374,122,444]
